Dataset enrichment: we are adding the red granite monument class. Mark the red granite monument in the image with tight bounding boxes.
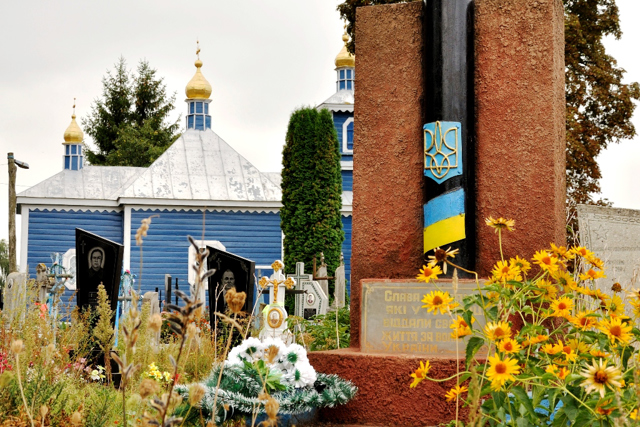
[308,0,566,425]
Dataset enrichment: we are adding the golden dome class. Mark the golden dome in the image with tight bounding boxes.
[335,31,355,68]
[185,42,212,99]
[63,100,84,144]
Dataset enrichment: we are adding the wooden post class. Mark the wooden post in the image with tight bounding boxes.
[7,153,17,273]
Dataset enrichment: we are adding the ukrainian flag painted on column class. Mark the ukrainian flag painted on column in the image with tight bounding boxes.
[423,188,466,253]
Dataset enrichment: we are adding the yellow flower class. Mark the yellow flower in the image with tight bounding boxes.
[417,263,443,283]
[509,256,531,274]
[485,217,515,232]
[484,321,512,342]
[557,367,569,380]
[444,384,468,401]
[498,338,521,354]
[598,317,633,345]
[427,247,459,274]
[533,279,558,301]
[560,343,578,362]
[566,338,590,355]
[630,409,638,420]
[549,296,574,318]
[552,270,576,291]
[409,361,430,389]
[545,364,569,380]
[550,243,570,259]
[587,256,605,269]
[603,295,624,316]
[579,268,606,281]
[590,349,609,359]
[570,311,597,331]
[588,288,610,304]
[545,364,559,375]
[450,316,474,339]
[541,342,562,355]
[532,250,560,273]
[570,246,594,259]
[491,260,522,282]
[595,399,614,416]
[486,354,520,390]
[581,359,623,398]
[421,290,456,315]
[530,335,549,344]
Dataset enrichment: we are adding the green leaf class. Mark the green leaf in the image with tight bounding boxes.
[511,386,535,417]
[622,345,633,370]
[573,408,596,426]
[462,309,474,331]
[486,306,499,321]
[465,337,485,368]
[564,373,583,385]
[560,395,579,422]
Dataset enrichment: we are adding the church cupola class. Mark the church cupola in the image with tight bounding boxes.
[62,99,84,170]
[335,31,355,91]
[185,41,212,131]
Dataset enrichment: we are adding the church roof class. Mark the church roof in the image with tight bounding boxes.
[17,166,144,204]
[118,129,281,203]
[17,128,282,208]
[317,90,354,113]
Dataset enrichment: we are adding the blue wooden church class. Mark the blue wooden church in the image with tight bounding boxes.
[17,35,355,301]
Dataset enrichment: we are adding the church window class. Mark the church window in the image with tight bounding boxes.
[65,157,70,169]
[71,145,77,155]
[64,144,83,170]
[205,103,209,114]
[342,117,354,154]
[188,116,194,128]
[65,145,70,155]
[190,102,195,114]
[195,115,204,129]
[337,67,355,92]
[196,102,203,114]
[205,116,211,129]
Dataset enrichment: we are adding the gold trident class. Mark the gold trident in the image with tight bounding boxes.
[424,121,459,179]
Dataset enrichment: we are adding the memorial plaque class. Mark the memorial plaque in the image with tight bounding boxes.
[361,279,485,356]
[577,205,640,301]
[75,229,124,312]
[207,247,255,318]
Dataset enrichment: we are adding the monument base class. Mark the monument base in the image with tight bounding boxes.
[308,348,468,427]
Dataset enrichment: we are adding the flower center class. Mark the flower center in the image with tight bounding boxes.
[433,296,443,305]
[501,266,510,274]
[594,371,609,384]
[495,362,507,374]
[542,256,551,265]
[580,317,588,326]
[558,302,567,310]
[504,342,513,351]
[610,325,622,337]
[495,329,505,338]
[563,346,571,354]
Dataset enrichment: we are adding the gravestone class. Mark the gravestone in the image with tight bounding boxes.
[300,280,328,320]
[577,205,640,295]
[287,262,313,318]
[143,292,160,316]
[35,263,53,303]
[188,240,225,304]
[334,254,346,309]
[75,229,124,311]
[316,253,329,297]
[62,249,77,290]
[206,247,255,319]
[360,279,485,355]
[3,272,27,325]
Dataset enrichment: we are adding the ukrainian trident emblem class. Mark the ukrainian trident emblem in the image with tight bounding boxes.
[423,121,462,184]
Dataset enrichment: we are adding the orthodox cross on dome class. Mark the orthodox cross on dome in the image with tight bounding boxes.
[62,98,84,170]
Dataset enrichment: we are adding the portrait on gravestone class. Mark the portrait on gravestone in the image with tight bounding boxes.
[75,229,124,311]
[206,247,255,317]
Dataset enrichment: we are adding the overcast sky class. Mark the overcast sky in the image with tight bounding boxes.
[1,0,639,250]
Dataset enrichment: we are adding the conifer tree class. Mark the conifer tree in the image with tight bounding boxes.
[281,108,344,293]
[83,57,180,167]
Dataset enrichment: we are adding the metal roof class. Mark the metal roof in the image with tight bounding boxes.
[317,89,354,113]
[18,129,282,206]
[17,166,144,201]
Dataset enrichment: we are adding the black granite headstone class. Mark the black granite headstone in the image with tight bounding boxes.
[75,229,123,312]
[206,247,255,318]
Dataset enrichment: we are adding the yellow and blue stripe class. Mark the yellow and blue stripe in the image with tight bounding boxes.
[424,188,466,253]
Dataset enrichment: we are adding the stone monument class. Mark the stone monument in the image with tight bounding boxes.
[308,1,566,425]
[315,253,329,298]
[334,254,346,309]
[577,205,640,295]
[3,272,27,325]
[288,261,329,319]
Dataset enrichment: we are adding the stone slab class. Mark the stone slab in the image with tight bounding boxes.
[361,279,484,356]
[352,0,426,349]
[577,205,640,292]
[474,0,566,276]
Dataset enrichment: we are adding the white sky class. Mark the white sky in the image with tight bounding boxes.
[1,0,639,254]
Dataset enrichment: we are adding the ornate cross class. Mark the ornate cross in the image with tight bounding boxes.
[259,260,295,305]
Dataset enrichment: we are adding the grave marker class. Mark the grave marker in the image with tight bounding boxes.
[206,247,255,319]
[3,272,27,325]
[75,229,124,311]
[334,254,346,309]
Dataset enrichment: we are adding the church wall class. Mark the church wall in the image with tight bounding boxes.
[128,209,283,297]
[341,171,353,192]
[332,111,354,162]
[26,208,124,307]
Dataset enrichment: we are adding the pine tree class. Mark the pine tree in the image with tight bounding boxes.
[337,0,640,210]
[83,57,180,167]
[281,108,344,293]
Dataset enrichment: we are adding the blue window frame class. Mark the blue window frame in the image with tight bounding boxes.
[347,122,354,151]
[71,157,78,170]
[196,102,203,113]
[65,145,70,155]
[190,102,195,114]
[205,103,209,114]
[64,157,70,169]
[71,145,77,154]
[195,115,204,129]
[337,67,354,92]
[205,116,211,129]
[188,116,194,128]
